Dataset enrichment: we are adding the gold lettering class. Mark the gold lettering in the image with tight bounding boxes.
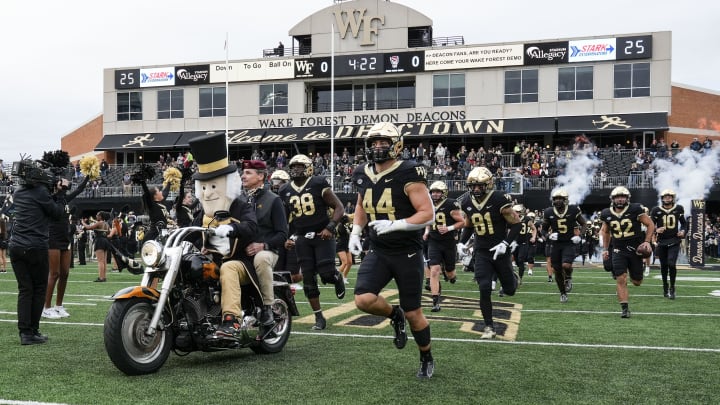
[334,8,385,46]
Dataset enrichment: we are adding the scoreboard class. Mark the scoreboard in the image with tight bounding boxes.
[293,51,424,78]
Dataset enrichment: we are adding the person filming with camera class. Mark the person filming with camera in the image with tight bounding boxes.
[8,160,68,345]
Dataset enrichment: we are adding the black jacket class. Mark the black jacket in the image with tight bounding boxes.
[8,184,65,250]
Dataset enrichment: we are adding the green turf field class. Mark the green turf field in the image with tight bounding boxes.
[1,259,719,405]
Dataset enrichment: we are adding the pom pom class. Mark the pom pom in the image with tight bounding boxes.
[79,156,101,180]
[43,150,70,169]
[163,167,182,192]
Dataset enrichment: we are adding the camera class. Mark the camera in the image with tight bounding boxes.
[11,160,67,190]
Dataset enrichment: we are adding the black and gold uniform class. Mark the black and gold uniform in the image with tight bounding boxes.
[649,202,686,296]
[459,187,519,334]
[279,175,341,300]
[514,214,535,278]
[542,201,585,297]
[600,202,648,279]
[427,197,461,272]
[352,159,427,305]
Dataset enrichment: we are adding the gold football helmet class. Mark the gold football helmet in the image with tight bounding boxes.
[610,186,631,208]
[288,154,313,179]
[660,188,675,206]
[365,122,403,163]
[551,188,569,209]
[429,180,449,203]
[467,167,494,198]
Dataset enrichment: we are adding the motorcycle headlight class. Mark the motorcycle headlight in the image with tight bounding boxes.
[140,240,165,267]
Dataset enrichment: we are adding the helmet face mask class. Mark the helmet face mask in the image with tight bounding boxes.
[365,122,402,163]
[288,155,313,180]
[270,170,289,192]
[467,167,493,199]
[551,189,569,209]
[429,180,448,204]
[660,189,675,206]
[610,186,631,209]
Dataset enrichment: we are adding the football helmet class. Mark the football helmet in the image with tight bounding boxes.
[551,188,569,209]
[288,154,313,180]
[610,186,631,208]
[270,170,290,192]
[512,204,526,217]
[365,122,403,163]
[660,189,676,206]
[467,167,494,198]
[429,180,448,203]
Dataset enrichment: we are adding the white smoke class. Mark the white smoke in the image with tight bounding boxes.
[552,144,602,205]
[653,141,720,213]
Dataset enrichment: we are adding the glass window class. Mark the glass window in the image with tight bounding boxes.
[157,89,184,119]
[117,92,142,121]
[558,66,593,101]
[259,83,288,115]
[505,69,538,103]
[309,81,414,112]
[614,62,650,98]
[199,87,226,117]
[433,73,465,106]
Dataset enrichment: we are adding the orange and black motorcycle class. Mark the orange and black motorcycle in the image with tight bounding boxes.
[103,220,299,375]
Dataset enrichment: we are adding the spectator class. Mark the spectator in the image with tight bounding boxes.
[670,139,680,153]
[122,172,132,195]
[276,41,284,56]
[703,137,712,155]
[99,159,109,177]
[690,137,702,152]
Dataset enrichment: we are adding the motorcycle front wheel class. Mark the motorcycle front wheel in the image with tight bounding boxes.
[104,298,173,375]
[252,298,292,354]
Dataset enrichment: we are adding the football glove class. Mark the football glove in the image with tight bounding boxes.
[549,233,559,241]
[571,235,582,244]
[349,234,363,256]
[214,224,235,238]
[509,240,518,253]
[489,241,509,260]
[457,243,468,257]
[369,219,407,235]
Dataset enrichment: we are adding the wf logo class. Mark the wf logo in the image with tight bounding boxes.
[334,8,385,46]
[295,60,315,75]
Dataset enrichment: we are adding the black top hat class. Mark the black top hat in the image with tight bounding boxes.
[188,133,237,180]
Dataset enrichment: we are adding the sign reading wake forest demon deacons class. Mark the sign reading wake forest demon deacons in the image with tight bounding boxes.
[688,199,705,268]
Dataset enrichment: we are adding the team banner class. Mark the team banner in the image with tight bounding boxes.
[688,199,705,268]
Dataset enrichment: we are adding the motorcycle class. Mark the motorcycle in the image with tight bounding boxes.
[103,222,300,375]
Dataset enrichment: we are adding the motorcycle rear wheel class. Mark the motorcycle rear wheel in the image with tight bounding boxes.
[252,298,292,354]
[104,298,173,375]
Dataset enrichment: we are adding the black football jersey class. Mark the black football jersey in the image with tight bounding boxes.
[542,204,582,242]
[460,190,514,249]
[649,204,686,244]
[600,203,647,251]
[516,215,534,244]
[352,160,428,252]
[429,197,461,241]
[278,176,331,233]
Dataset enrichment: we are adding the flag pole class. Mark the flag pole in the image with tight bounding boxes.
[330,21,335,191]
[225,32,230,158]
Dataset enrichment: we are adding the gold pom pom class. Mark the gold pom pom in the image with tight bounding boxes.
[163,167,182,192]
[79,156,101,180]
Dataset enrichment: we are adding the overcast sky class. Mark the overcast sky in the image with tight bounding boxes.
[1,0,718,163]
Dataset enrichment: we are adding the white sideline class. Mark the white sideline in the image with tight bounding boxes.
[1,317,717,354]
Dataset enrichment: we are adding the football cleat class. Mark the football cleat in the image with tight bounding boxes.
[565,278,573,293]
[644,266,650,277]
[390,305,407,349]
[668,287,676,300]
[480,325,496,340]
[560,294,568,303]
[417,357,435,379]
[311,315,327,330]
[621,308,631,318]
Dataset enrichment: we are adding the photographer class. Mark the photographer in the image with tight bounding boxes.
[9,169,67,345]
